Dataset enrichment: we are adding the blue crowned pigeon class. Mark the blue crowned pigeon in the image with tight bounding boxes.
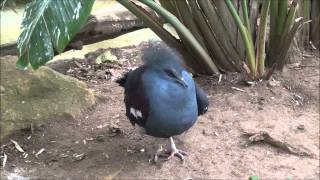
[116,43,208,162]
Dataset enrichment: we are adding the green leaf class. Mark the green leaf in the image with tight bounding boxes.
[256,0,270,75]
[249,176,259,180]
[17,0,94,70]
[225,0,256,78]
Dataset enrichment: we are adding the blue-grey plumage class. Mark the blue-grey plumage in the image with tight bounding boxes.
[143,68,198,138]
[116,42,209,162]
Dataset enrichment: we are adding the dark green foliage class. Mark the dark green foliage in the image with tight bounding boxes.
[16,0,94,70]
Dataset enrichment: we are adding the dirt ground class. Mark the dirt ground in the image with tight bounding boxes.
[1,42,319,179]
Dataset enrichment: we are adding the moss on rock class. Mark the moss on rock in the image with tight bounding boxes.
[0,56,95,141]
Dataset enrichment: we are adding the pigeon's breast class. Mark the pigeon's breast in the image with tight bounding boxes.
[142,70,198,138]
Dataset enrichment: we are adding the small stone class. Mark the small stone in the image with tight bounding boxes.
[127,148,134,154]
[297,124,305,130]
[72,153,86,161]
[103,153,109,159]
[96,135,104,142]
[95,50,118,64]
[202,129,207,135]
[268,80,281,87]
[95,70,106,79]
[0,86,5,93]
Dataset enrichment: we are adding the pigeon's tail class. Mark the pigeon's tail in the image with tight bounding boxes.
[115,72,129,87]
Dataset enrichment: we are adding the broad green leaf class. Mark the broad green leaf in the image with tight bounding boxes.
[17,0,94,70]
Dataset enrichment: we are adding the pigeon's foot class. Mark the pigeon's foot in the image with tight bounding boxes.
[150,144,165,163]
[166,146,187,161]
[150,137,187,163]
[167,136,187,161]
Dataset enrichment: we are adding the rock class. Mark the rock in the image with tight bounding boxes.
[95,50,118,64]
[0,56,96,141]
[95,70,107,79]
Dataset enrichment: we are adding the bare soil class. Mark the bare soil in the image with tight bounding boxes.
[1,42,319,179]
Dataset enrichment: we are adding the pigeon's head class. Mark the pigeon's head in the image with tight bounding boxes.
[142,43,188,88]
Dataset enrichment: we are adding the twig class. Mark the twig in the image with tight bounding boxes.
[218,74,222,84]
[10,140,24,153]
[2,153,7,167]
[35,148,45,158]
[243,131,315,158]
[231,87,245,92]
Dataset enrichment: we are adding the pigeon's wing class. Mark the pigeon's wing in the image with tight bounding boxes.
[115,71,130,87]
[123,67,149,127]
[195,83,209,115]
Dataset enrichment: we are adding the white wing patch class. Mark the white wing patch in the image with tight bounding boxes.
[130,107,143,119]
[130,107,136,117]
[136,110,142,118]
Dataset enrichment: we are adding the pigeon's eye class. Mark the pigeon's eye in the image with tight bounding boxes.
[164,69,178,78]
[164,68,188,88]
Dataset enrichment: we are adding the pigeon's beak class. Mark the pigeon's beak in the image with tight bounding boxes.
[175,77,188,88]
[164,68,188,88]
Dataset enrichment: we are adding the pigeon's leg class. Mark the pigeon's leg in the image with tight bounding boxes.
[151,144,165,163]
[150,137,187,163]
[166,137,187,161]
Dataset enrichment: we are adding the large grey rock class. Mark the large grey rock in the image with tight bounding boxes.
[0,56,95,141]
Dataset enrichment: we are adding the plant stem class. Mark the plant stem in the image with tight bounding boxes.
[241,0,251,33]
[302,0,311,45]
[225,0,256,78]
[139,0,220,74]
[276,18,307,69]
[282,0,298,36]
[256,0,270,76]
[117,0,181,50]
[276,0,288,35]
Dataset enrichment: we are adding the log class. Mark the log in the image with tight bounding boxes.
[0,4,161,56]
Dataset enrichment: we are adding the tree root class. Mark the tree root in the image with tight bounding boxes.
[242,131,315,158]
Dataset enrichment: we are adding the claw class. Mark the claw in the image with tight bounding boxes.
[167,137,187,161]
[167,149,187,161]
[150,137,188,163]
[150,144,164,163]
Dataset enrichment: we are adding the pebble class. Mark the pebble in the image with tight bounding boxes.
[268,80,281,87]
[0,86,5,93]
[297,124,305,130]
